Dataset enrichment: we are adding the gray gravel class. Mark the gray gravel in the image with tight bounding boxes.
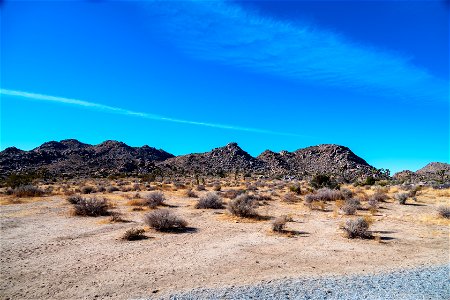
[151,265,449,300]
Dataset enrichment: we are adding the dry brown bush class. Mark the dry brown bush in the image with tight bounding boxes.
[143,209,187,232]
[195,192,224,209]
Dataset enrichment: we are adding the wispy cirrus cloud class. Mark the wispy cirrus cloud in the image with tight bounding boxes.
[0,89,303,137]
[141,0,447,103]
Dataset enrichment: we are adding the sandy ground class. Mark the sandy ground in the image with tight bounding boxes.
[0,184,449,299]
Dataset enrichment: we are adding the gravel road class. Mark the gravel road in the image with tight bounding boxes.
[152,265,449,300]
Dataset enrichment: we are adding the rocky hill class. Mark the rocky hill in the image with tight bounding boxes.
[0,139,174,178]
[157,143,266,176]
[393,162,450,183]
[257,144,374,181]
[1,139,382,181]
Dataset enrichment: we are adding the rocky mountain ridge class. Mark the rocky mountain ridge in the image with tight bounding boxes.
[393,162,450,183]
[2,139,444,182]
[0,139,174,178]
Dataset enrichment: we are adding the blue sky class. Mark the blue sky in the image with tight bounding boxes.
[1,0,449,173]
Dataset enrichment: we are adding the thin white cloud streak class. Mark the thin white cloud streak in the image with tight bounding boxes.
[0,89,303,137]
[141,0,448,103]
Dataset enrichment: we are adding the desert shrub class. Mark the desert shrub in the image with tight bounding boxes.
[432,183,450,190]
[370,192,388,202]
[72,197,109,216]
[363,176,376,186]
[80,186,96,194]
[185,189,198,198]
[67,194,83,204]
[341,198,359,215]
[105,185,119,193]
[195,192,224,209]
[109,212,127,222]
[13,185,45,197]
[272,216,287,232]
[132,183,141,191]
[143,209,187,231]
[342,218,373,239]
[196,185,206,191]
[340,188,354,199]
[395,193,409,205]
[222,189,245,199]
[282,192,299,203]
[227,194,258,218]
[253,193,272,201]
[173,181,186,189]
[437,206,450,219]
[407,185,422,198]
[306,188,344,202]
[96,186,106,193]
[121,228,146,241]
[120,186,132,192]
[246,184,258,191]
[377,180,389,186]
[143,191,166,208]
[310,174,339,190]
[289,185,302,195]
[367,197,378,211]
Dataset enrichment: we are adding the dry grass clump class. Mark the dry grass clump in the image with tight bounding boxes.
[340,188,354,199]
[196,185,206,191]
[227,194,258,218]
[341,198,360,215]
[222,189,246,199]
[106,185,119,193]
[66,194,83,204]
[395,193,409,205]
[288,185,302,195]
[272,216,286,232]
[185,189,198,198]
[13,185,45,197]
[143,209,187,232]
[109,212,127,223]
[341,217,373,239]
[246,184,258,191]
[307,188,344,202]
[282,192,300,203]
[195,192,224,209]
[271,215,292,232]
[370,192,389,202]
[437,206,450,219]
[72,197,110,217]
[121,228,146,241]
[143,191,166,208]
[367,197,379,213]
